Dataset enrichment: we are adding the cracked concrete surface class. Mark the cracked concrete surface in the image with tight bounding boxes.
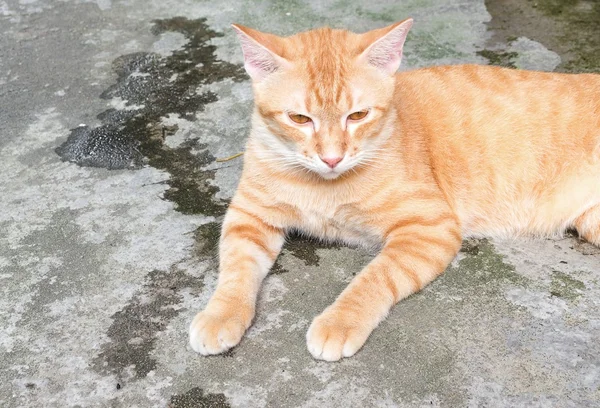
[1,0,599,407]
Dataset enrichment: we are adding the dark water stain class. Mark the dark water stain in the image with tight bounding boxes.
[572,237,600,256]
[484,0,600,72]
[194,221,222,258]
[169,387,230,408]
[93,267,200,379]
[460,238,481,255]
[268,233,342,274]
[56,17,246,215]
[269,259,288,275]
[284,231,340,267]
[476,49,517,68]
[193,219,339,276]
[556,229,600,256]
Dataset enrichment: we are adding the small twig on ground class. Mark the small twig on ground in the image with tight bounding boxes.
[216,152,244,162]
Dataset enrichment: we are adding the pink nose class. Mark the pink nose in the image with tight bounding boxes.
[320,156,343,169]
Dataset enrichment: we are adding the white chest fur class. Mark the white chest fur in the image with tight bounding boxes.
[288,200,381,249]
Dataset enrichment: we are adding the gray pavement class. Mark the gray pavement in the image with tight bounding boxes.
[1,0,600,407]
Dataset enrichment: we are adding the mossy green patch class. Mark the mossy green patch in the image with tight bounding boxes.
[484,0,600,73]
[351,6,397,23]
[550,271,586,300]
[410,31,468,61]
[169,387,230,408]
[534,0,579,16]
[536,0,600,72]
[441,239,529,297]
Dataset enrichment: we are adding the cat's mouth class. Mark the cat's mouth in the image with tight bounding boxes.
[314,164,352,180]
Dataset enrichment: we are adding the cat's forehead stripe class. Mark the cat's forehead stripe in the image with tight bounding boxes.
[294,28,351,112]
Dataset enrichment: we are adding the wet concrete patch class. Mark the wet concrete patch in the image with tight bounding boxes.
[55,17,246,215]
[94,267,201,380]
[56,18,247,382]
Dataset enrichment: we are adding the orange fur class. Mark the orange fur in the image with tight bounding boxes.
[189,19,600,361]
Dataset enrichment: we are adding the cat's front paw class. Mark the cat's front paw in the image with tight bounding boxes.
[189,304,253,355]
[306,310,372,361]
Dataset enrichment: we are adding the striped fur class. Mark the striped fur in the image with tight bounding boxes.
[190,19,600,361]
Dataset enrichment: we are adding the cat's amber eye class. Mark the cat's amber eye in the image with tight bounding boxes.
[348,110,369,121]
[288,113,312,124]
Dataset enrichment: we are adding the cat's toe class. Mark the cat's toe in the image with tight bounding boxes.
[306,314,370,361]
[189,311,247,355]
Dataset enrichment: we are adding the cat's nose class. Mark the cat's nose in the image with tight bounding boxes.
[319,156,343,169]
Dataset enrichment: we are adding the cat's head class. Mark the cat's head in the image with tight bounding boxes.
[233,19,412,180]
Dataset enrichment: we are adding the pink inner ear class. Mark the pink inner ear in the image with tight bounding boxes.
[235,30,279,81]
[369,50,402,75]
[365,21,412,75]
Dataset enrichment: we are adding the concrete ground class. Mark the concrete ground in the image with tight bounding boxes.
[1,0,600,406]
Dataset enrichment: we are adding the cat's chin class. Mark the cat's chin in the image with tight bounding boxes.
[318,170,344,180]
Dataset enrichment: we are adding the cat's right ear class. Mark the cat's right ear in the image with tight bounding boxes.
[358,18,413,75]
[232,24,291,82]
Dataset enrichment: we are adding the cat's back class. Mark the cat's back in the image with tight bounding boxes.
[395,64,600,120]
[393,63,600,156]
[396,63,600,95]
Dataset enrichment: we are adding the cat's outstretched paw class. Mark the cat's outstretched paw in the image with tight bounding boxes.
[306,311,371,361]
[189,307,251,355]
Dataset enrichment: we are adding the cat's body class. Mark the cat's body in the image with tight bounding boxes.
[396,64,600,239]
[241,64,600,242]
[190,20,600,361]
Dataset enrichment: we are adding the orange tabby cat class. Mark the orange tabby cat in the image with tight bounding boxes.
[189,18,600,361]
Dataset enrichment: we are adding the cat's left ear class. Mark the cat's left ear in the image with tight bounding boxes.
[358,18,413,75]
[231,24,291,82]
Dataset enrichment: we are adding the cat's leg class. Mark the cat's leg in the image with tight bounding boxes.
[306,214,462,361]
[574,205,600,246]
[189,202,285,355]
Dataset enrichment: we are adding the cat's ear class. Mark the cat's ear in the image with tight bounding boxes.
[232,24,291,82]
[358,18,413,75]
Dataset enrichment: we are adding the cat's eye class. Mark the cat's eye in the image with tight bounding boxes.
[348,110,369,121]
[288,113,312,124]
